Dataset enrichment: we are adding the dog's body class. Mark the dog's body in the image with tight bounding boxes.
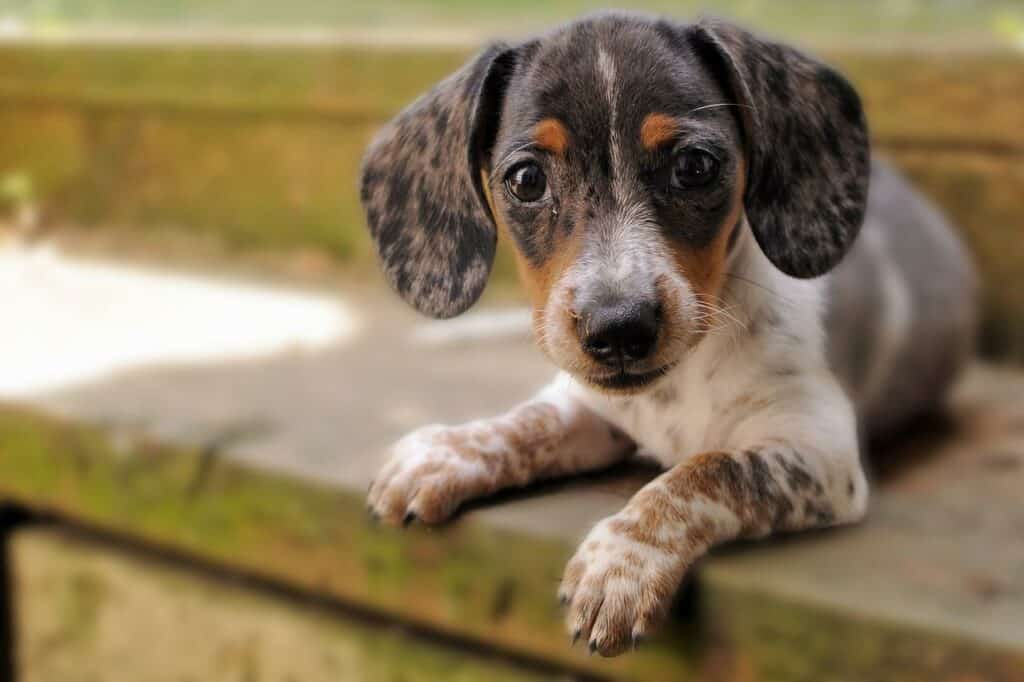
[361,13,976,656]
[567,162,976,464]
[827,161,976,437]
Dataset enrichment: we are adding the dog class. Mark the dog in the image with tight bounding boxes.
[361,13,977,657]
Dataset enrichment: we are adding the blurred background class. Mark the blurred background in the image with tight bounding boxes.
[0,2,1022,681]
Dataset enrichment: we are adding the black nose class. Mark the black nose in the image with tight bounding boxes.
[578,300,660,365]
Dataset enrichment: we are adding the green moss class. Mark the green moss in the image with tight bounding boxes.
[16,530,555,682]
[3,0,1020,39]
[0,405,700,680]
[58,569,108,644]
[4,404,1024,679]
[0,43,468,264]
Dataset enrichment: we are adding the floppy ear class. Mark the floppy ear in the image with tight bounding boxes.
[691,20,871,278]
[360,44,518,318]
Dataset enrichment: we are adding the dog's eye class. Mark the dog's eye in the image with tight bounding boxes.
[672,149,719,189]
[505,162,547,203]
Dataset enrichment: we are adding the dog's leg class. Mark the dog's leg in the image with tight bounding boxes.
[561,390,868,656]
[367,379,635,525]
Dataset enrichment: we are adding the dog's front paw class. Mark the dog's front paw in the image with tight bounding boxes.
[559,514,688,657]
[367,425,497,526]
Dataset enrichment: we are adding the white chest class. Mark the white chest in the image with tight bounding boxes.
[570,351,732,468]
[563,242,831,469]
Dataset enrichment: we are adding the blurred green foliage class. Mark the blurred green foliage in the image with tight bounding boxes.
[0,0,1021,41]
[0,170,34,206]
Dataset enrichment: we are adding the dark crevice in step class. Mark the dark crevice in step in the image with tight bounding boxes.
[9,508,613,682]
[1,504,35,682]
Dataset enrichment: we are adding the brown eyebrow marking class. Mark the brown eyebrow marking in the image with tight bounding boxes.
[640,113,680,151]
[533,118,570,155]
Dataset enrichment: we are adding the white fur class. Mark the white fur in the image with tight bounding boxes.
[597,46,629,204]
[564,225,867,515]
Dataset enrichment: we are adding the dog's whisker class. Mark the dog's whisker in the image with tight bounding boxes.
[685,102,756,116]
[692,298,748,334]
[723,272,796,304]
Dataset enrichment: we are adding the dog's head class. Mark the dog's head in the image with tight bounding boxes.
[361,14,870,393]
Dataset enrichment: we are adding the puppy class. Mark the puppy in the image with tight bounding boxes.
[361,13,977,656]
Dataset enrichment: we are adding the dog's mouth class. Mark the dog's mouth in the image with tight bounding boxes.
[586,365,675,392]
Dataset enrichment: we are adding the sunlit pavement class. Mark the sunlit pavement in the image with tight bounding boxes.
[0,241,360,397]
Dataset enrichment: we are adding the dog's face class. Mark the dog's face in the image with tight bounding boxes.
[361,14,870,394]
[485,24,746,391]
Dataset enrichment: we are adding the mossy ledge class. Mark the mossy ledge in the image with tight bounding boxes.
[3,403,1024,680]
[0,404,696,680]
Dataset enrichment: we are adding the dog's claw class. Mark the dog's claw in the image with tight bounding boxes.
[402,511,417,527]
[631,634,643,651]
[588,640,598,656]
[570,628,581,647]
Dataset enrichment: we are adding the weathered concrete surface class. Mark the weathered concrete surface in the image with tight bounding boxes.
[0,242,355,397]
[704,366,1024,680]
[2,283,1023,680]
[12,528,555,682]
[27,284,633,541]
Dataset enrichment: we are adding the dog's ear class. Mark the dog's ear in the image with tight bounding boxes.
[691,20,870,278]
[360,44,518,318]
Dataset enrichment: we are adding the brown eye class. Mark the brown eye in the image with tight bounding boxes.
[672,148,720,189]
[505,162,547,203]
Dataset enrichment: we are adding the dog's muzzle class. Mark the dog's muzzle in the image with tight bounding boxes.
[575,296,661,368]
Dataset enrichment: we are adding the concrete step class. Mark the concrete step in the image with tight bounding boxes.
[1,267,1022,680]
[11,527,559,682]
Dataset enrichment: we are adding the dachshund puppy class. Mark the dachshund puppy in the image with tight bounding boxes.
[361,13,977,656]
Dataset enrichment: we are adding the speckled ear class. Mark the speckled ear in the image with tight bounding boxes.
[360,44,518,318]
[691,20,871,279]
